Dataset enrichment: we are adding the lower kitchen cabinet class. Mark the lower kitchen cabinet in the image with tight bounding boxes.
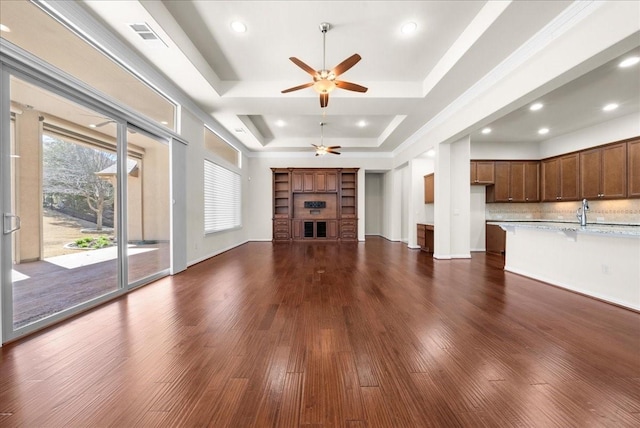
[417,223,434,253]
[486,223,506,256]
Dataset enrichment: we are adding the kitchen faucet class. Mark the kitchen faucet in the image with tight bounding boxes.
[576,198,589,227]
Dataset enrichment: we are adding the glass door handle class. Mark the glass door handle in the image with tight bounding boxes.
[3,213,20,234]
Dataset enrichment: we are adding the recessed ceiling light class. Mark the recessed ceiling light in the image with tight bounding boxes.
[0,24,11,33]
[619,56,639,68]
[481,127,491,134]
[401,22,417,35]
[231,21,247,33]
[89,124,97,128]
[160,120,169,125]
[530,102,543,111]
[275,119,285,127]
[602,103,619,112]
[426,148,435,157]
[538,127,549,135]
[357,120,367,127]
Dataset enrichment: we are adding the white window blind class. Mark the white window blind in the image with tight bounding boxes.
[204,160,241,233]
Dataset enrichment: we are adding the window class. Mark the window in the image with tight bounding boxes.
[204,126,240,168]
[204,160,241,233]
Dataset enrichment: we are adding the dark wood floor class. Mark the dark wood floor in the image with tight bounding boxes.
[1,237,638,427]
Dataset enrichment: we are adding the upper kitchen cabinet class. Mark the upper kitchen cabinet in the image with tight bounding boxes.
[542,153,580,202]
[580,142,627,199]
[470,161,495,184]
[487,161,539,202]
[424,173,435,204]
[627,138,640,198]
[292,170,338,193]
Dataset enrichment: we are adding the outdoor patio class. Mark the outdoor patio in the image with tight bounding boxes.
[11,242,170,329]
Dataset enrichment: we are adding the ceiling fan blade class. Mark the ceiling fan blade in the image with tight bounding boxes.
[289,57,318,77]
[320,93,329,108]
[281,82,314,93]
[331,54,361,76]
[327,146,341,149]
[335,80,368,93]
[311,144,319,148]
[93,120,115,127]
[328,150,341,155]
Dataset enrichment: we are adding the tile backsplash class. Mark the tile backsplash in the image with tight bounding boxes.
[486,199,640,224]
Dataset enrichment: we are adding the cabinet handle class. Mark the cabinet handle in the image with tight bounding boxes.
[508,197,512,201]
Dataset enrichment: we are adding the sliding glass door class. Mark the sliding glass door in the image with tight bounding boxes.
[1,72,171,342]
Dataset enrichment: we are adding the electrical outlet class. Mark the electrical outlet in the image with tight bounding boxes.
[602,264,609,274]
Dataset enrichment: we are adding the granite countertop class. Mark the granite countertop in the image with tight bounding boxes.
[487,220,640,237]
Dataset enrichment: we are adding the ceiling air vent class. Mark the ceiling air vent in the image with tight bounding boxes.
[128,23,167,48]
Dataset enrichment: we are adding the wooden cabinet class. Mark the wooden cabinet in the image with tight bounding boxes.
[274,168,357,241]
[292,170,338,193]
[416,223,434,253]
[486,223,505,256]
[541,153,580,202]
[470,161,495,184]
[424,173,434,203]
[272,169,291,241]
[580,142,627,199]
[340,220,357,240]
[487,161,539,202]
[629,138,640,198]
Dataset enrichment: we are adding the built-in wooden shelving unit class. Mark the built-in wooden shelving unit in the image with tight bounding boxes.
[272,168,358,241]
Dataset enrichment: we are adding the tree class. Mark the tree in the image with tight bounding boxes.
[43,136,115,231]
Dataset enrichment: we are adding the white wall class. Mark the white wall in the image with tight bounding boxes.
[364,173,384,235]
[539,113,640,159]
[181,108,250,265]
[407,157,434,248]
[246,155,393,242]
[471,141,540,160]
[382,169,398,241]
[470,186,486,251]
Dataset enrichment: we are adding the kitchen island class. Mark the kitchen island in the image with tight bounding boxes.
[489,221,640,311]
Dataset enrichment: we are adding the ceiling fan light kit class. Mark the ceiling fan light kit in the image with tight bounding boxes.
[313,122,341,156]
[281,22,368,108]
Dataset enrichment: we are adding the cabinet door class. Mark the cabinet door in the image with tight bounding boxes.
[629,139,640,198]
[541,158,560,201]
[471,161,495,184]
[292,220,303,239]
[417,224,426,248]
[325,172,338,192]
[601,143,627,198]
[326,220,338,239]
[509,162,526,202]
[424,174,434,203]
[476,161,495,184]
[524,161,540,202]
[292,172,303,192]
[303,172,314,192]
[314,172,326,192]
[580,148,602,199]
[559,153,580,200]
[492,162,511,202]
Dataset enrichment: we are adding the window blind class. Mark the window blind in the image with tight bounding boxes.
[204,159,241,233]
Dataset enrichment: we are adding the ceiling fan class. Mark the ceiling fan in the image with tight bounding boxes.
[281,22,367,108]
[312,122,340,156]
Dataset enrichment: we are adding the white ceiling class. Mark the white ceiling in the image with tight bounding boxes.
[5,1,640,155]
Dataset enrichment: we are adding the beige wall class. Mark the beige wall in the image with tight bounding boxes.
[141,145,170,241]
[15,109,42,262]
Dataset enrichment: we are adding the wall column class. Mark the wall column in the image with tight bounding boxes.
[15,109,42,263]
[433,136,471,259]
